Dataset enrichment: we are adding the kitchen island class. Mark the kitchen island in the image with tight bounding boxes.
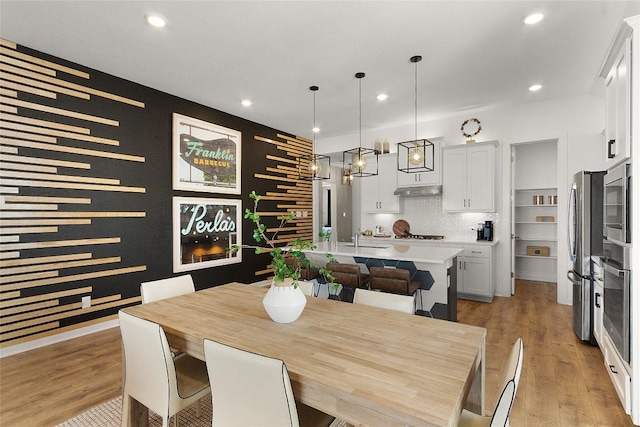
[304,242,463,320]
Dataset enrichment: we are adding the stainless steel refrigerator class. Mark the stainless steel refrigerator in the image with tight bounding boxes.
[567,171,605,343]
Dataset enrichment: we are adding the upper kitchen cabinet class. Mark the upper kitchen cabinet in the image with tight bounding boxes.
[442,141,498,212]
[397,137,443,187]
[601,19,635,169]
[361,153,402,213]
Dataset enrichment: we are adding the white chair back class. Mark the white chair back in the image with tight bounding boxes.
[297,280,315,297]
[501,337,524,392]
[353,288,414,314]
[140,274,195,303]
[203,339,299,427]
[119,310,178,415]
[489,380,516,427]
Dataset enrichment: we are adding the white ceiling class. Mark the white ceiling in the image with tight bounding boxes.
[1,1,638,148]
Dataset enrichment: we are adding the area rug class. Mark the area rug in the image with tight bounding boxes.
[57,394,345,426]
[56,394,212,427]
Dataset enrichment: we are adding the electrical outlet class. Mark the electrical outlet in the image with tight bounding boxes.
[82,296,91,308]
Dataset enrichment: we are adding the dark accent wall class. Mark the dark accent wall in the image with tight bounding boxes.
[0,39,313,347]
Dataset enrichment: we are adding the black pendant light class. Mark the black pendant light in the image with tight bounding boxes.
[397,55,434,174]
[298,85,330,180]
[343,72,378,178]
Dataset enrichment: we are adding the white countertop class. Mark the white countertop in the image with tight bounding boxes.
[359,236,499,246]
[307,241,464,265]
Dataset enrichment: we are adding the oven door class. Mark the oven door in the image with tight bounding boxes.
[604,163,630,244]
[602,259,630,363]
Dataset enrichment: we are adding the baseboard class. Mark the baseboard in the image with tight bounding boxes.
[0,319,119,358]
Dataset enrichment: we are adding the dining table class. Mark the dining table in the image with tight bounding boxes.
[121,282,486,427]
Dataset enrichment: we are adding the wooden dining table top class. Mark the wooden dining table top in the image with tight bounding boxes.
[122,282,486,427]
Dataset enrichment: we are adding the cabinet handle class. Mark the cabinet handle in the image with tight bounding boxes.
[609,364,618,374]
[607,139,615,159]
[595,292,601,308]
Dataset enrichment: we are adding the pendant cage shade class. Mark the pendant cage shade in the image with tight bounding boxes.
[398,55,435,174]
[343,72,378,178]
[298,85,330,180]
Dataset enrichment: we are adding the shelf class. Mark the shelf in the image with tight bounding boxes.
[515,221,557,224]
[515,254,558,260]
[515,187,557,192]
[515,237,557,242]
[515,204,558,208]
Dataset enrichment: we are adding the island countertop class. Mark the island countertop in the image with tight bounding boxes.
[306,241,463,265]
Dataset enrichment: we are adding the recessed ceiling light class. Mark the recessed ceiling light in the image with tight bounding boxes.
[312,127,320,133]
[529,84,542,92]
[145,15,166,28]
[523,12,544,25]
[241,99,252,107]
[377,94,388,101]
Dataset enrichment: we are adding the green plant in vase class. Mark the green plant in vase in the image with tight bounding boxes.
[230,191,336,289]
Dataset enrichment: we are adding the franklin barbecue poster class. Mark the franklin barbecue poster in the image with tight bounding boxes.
[172,197,242,272]
[172,113,241,194]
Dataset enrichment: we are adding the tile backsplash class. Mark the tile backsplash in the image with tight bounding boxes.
[360,195,500,242]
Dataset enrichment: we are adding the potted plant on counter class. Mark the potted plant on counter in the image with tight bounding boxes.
[229,191,335,323]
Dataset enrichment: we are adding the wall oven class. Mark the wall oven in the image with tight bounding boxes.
[602,239,631,363]
[604,161,631,244]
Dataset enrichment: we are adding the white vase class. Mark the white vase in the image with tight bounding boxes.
[262,278,307,323]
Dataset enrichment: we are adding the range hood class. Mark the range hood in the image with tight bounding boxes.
[393,185,442,197]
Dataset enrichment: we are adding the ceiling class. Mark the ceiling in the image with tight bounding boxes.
[1,1,638,148]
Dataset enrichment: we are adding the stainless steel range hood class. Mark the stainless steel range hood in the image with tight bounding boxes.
[393,185,442,197]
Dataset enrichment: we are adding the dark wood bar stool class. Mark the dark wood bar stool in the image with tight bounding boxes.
[285,256,320,281]
[325,262,370,302]
[369,266,422,313]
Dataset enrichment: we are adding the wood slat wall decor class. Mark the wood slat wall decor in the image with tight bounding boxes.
[252,133,313,278]
[0,40,148,347]
[0,38,314,349]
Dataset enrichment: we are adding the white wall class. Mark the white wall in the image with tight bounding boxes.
[318,93,606,304]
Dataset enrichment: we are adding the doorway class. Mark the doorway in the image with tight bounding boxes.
[510,139,559,295]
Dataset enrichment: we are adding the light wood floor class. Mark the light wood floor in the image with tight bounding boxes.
[0,280,633,426]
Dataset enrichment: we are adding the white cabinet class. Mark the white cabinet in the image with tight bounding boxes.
[361,154,401,213]
[397,138,442,187]
[513,188,558,282]
[442,141,497,212]
[602,23,632,169]
[447,244,494,302]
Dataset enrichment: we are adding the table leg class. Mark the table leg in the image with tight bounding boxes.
[464,339,486,415]
[122,394,148,427]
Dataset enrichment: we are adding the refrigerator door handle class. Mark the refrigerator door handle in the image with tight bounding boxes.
[567,183,577,262]
[567,270,580,284]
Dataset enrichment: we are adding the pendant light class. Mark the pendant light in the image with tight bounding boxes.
[298,85,330,180]
[397,56,434,174]
[343,72,378,178]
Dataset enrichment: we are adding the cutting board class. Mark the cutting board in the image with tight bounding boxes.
[392,219,410,237]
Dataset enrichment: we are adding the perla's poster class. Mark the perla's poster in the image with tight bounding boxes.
[172,113,241,194]
[172,197,242,272]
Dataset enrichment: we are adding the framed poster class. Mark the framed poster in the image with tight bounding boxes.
[172,197,242,272]
[172,113,241,194]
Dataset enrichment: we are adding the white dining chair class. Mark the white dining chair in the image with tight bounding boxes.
[119,310,210,427]
[459,337,523,427]
[297,280,315,297]
[203,339,336,427]
[353,288,414,314]
[140,274,195,303]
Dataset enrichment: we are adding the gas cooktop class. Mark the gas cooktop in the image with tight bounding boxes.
[395,234,444,240]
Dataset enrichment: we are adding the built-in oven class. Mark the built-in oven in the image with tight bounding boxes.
[604,161,631,244]
[602,239,631,363]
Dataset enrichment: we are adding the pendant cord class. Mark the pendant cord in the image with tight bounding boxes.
[359,77,362,152]
[313,89,316,155]
[415,59,418,142]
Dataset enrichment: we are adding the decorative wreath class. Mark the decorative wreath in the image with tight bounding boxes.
[461,118,482,139]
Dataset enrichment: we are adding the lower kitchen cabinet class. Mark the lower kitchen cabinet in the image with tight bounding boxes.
[444,244,495,302]
[593,269,604,349]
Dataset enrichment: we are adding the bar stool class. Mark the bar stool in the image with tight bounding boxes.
[285,256,320,281]
[369,266,422,313]
[326,262,370,302]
